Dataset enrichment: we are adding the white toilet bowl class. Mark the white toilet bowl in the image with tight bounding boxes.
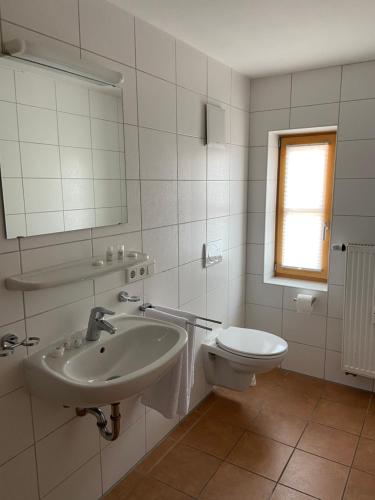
[202,327,288,391]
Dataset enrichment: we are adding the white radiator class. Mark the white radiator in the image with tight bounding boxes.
[342,243,375,378]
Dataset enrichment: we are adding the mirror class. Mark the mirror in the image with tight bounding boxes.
[0,58,127,238]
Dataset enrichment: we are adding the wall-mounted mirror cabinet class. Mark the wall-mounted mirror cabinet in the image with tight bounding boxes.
[0,53,127,238]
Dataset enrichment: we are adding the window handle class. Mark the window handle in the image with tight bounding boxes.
[322,223,329,241]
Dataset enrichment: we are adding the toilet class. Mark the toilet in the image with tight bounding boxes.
[202,327,288,391]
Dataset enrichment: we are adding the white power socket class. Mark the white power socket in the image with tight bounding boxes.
[125,260,155,283]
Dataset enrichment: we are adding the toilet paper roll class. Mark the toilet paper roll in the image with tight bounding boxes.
[296,294,314,313]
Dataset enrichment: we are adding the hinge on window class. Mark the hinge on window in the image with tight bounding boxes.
[278,137,281,149]
[274,262,277,272]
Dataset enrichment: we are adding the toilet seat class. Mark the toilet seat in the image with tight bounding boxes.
[216,327,288,359]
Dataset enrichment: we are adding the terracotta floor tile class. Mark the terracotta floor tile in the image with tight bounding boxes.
[248,409,306,446]
[136,438,176,474]
[297,422,358,466]
[151,443,220,497]
[182,414,244,459]
[169,410,201,440]
[255,368,287,387]
[127,476,192,500]
[271,484,315,499]
[280,372,325,399]
[200,462,275,500]
[104,470,143,499]
[344,468,375,499]
[194,393,217,415]
[362,412,375,440]
[312,399,366,435]
[206,397,259,429]
[353,437,375,475]
[280,449,349,500]
[261,385,318,419]
[227,431,293,481]
[323,381,371,409]
[213,385,269,408]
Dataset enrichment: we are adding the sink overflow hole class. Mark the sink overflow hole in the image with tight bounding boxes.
[106,375,121,381]
[100,347,105,353]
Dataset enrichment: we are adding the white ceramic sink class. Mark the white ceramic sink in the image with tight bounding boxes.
[24,315,187,407]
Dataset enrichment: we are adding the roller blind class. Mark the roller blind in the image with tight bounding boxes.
[275,133,336,282]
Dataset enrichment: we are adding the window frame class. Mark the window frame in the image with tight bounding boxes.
[275,132,336,283]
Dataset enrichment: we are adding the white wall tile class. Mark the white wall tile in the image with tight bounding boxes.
[36,415,99,496]
[89,89,119,122]
[124,125,140,179]
[0,447,39,500]
[92,150,121,179]
[249,146,268,180]
[328,285,344,319]
[207,216,229,249]
[44,455,102,500]
[250,74,291,112]
[282,309,326,348]
[228,245,246,280]
[0,322,26,397]
[230,180,247,215]
[139,128,177,180]
[326,317,342,352]
[144,268,179,308]
[291,66,341,106]
[250,109,290,146]
[137,72,176,133]
[0,252,24,326]
[207,252,228,292]
[229,213,247,249]
[178,180,206,223]
[79,0,135,66]
[91,119,121,151]
[0,0,79,44]
[339,99,375,140]
[62,179,94,210]
[135,18,175,82]
[230,107,249,146]
[0,102,18,141]
[60,147,92,178]
[207,181,229,219]
[283,287,327,316]
[290,103,339,128]
[231,70,250,111]
[245,303,282,335]
[177,136,206,180]
[18,104,58,144]
[176,41,207,95]
[177,87,206,138]
[207,285,229,327]
[341,61,375,101]
[0,388,33,465]
[178,221,205,266]
[282,342,325,378]
[336,140,375,178]
[145,409,178,451]
[0,65,15,101]
[102,416,145,492]
[230,145,248,181]
[247,180,266,213]
[141,181,177,229]
[207,145,229,180]
[179,260,206,305]
[246,274,283,308]
[26,212,64,236]
[246,244,264,275]
[247,212,265,244]
[208,58,231,104]
[143,225,178,273]
[334,179,375,216]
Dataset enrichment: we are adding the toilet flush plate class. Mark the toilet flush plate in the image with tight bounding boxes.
[204,239,223,268]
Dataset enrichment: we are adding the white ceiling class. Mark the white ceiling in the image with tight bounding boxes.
[109,0,375,77]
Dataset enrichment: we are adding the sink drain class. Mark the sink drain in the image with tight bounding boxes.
[106,375,121,381]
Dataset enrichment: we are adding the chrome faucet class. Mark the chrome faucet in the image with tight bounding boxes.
[86,307,117,341]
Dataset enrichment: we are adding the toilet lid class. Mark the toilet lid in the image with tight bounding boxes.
[216,327,288,358]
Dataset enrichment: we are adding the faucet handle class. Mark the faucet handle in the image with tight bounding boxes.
[91,306,115,320]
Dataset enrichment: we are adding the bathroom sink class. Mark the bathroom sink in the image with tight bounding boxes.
[23,315,188,407]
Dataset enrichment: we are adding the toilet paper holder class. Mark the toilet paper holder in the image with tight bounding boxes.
[293,297,316,303]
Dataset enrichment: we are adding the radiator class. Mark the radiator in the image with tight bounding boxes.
[342,243,375,378]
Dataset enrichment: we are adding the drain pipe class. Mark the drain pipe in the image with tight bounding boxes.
[76,403,121,441]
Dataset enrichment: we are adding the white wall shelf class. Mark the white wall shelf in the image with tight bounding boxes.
[5,252,153,291]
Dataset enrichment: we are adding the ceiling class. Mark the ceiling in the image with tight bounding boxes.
[109,0,375,77]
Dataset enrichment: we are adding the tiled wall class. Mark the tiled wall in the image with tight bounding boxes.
[0,0,249,498]
[246,61,375,393]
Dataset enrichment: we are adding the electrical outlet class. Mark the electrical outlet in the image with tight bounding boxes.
[125,266,138,283]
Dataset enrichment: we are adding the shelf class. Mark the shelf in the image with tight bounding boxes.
[6,252,151,291]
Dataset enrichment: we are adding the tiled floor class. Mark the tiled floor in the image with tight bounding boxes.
[104,369,375,499]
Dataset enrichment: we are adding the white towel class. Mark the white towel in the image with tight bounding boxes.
[141,308,197,418]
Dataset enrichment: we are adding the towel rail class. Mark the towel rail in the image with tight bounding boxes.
[139,303,222,332]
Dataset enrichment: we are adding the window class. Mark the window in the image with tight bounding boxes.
[275,132,336,282]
